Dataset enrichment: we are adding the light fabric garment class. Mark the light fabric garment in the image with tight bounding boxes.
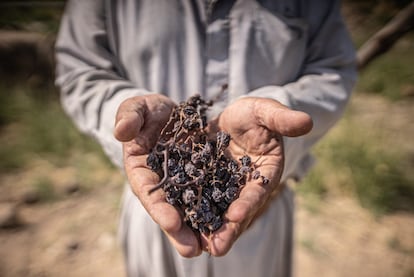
[119,183,294,277]
[55,0,357,276]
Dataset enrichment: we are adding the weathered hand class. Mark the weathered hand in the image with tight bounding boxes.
[201,97,313,256]
[114,94,203,257]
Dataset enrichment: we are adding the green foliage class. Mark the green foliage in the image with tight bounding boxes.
[344,0,412,30]
[0,138,25,171]
[33,176,56,202]
[356,42,414,100]
[302,115,414,215]
[346,0,414,100]
[0,1,65,33]
[299,237,320,255]
[0,85,109,172]
[297,168,327,197]
[333,138,413,214]
[387,236,414,255]
[296,168,327,213]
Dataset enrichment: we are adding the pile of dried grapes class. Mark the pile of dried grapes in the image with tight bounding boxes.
[146,95,268,234]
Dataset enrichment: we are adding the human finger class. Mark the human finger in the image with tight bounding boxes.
[126,156,202,257]
[253,98,313,137]
[201,164,280,256]
[114,97,146,142]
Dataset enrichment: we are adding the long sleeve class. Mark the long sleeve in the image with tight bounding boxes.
[246,1,357,181]
[55,0,149,168]
[55,0,357,181]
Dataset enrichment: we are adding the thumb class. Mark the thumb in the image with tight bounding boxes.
[114,99,146,142]
[255,99,313,137]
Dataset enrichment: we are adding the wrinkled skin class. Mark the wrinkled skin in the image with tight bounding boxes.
[202,97,312,256]
[114,94,313,258]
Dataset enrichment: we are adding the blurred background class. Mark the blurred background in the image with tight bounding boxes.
[0,0,413,276]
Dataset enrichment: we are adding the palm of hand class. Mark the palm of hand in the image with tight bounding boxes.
[115,94,203,257]
[219,98,285,185]
[200,97,312,256]
[219,98,285,221]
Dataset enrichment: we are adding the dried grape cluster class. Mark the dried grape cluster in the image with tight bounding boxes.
[146,95,267,234]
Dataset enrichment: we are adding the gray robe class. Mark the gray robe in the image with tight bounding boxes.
[55,1,356,276]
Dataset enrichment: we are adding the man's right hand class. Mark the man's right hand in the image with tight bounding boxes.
[114,94,203,257]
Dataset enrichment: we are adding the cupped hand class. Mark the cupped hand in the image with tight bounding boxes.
[201,97,313,256]
[114,94,203,257]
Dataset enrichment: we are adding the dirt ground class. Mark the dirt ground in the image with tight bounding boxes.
[0,93,413,277]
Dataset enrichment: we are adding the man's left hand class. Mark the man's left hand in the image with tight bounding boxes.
[202,97,313,256]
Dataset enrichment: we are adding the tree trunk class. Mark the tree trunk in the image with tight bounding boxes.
[357,1,414,70]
